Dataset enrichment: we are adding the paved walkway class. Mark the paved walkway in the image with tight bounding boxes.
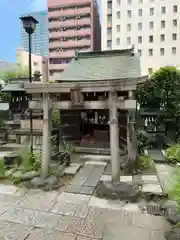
[0,182,170,240]
[155,163,175,194]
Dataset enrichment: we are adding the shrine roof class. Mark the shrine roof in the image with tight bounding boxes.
[1,82,25,92]
[54,48,141,82]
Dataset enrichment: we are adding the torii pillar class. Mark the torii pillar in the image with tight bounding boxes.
[108,90,120,182]
[41,85,52,179]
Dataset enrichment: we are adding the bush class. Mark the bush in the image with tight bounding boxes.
[0,158,5,179]
[138,155,153,170]
[168,167,180,212]
[17,145,41,172]
[137,130,151,153]
[165,144,180,165]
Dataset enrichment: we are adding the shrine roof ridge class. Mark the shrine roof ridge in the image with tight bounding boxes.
[76,48,134,59]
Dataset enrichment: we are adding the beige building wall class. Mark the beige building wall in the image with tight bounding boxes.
[16,48,48,81]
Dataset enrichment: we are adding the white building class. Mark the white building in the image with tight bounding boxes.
[101,0,180,75]
[16,47,48,81]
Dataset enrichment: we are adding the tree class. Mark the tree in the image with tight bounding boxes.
[0,66,29,102]
[135,66,180,139]
[0,66,29,85]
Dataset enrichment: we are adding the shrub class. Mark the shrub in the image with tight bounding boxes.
[137,130,151,153]
[138,155,153,170]
[18,145,41,172]
[0,158,5,179]
[165,144,180,165]
[60,141,75,155]
[168,167,180,212]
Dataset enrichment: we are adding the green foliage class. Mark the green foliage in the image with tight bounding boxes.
[168,168,180,212]
[0,92,11,102]
[17,145,41,172]
[0,158,5,179]
[138,155,153,170]
[137,129,151,153]
[60,141,75,154]
[0,67,28,84]
[165,144,180,165]
[135,66,180,139]
[52,108,60,126]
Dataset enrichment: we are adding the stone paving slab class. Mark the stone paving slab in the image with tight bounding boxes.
[65,163,81,174]
[57,192,91,206]
[85,161,107,166]
[50,202,90,219]
[155,163,175,194]
[0,207,63,229]
[88,196,123,210]
[0,222,33,240]
[83,166,105,187]
[18,195,56,212]
[26,228,76,240]
[0,184,19,195]
[142,183,163,195]
[0,194,23,214]
[147,149,165,163]
[65,185,94,195]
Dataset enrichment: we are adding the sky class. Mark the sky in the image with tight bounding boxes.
[0,0,101,63]
[0,0,47,62]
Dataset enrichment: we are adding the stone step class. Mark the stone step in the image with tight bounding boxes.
[75,146,125,155]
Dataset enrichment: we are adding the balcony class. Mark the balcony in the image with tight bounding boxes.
[48,7,91,18]
[49,29,91,39]
[49,63,68,71]
[49,39,90,48]
[49,51,75,58]
[49,18,91,28]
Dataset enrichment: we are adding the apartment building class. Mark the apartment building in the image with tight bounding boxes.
[48,0,101,79]
[20,11,48,57]
[101,0,180,75]
[16,48,48,81]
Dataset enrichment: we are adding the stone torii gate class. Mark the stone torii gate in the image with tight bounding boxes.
[24,76,147,181]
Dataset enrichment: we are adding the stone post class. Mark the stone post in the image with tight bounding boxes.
[108,90,120,182]
[41,93,51,179]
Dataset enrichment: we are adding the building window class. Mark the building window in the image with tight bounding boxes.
[172,33,177,41]
[173,19,177,27]
[127,10,132,18]
[138,36,142,43]
[149,21,154,29]
[138,22,142,30]
[161,6,166,14]
[172,47,176,55]
[150,8,154,16]
[138,49,142,56]
[107,28,112,35]
[107,40,112,49]
[116,38,120,45]
[160,48,165,56]
[149,35,153,43]
[148,68,153,74]
[117,11,120,19]
[173,5,178,13]
[117,0,121,6]
[138,9,143,16]
[161,20,165,28]
[148,49,153,56]
[128,0,132,4]
[116,24,121,32]
[160,34,165,42]
[33,61,38,66]
[107,0,112,9]
[127,37,131,45]
[127,23,131,32]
